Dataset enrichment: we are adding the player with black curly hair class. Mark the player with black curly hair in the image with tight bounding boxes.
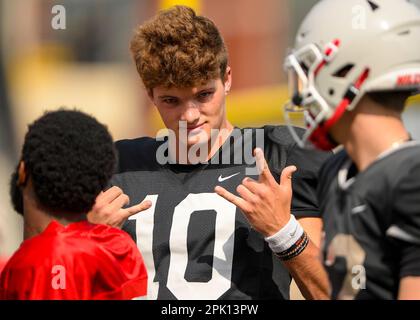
[0,110,148,300]
[10,109,116,223]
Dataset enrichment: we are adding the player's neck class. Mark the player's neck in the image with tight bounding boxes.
[343,109,409,172]
[23,208,87,240]
[207,120,234,161]
[22,182,87,240]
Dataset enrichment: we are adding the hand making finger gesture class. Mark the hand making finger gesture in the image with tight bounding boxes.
[88,186,152,229]
[215,148,297,237]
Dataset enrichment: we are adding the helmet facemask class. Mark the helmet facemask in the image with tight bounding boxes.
[283,0,420,151]
[284,39,371,151]
[284,41,343,150]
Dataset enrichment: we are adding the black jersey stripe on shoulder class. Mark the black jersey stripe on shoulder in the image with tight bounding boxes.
[242,125,312,175]
[266,125,306,147]
[237,125,305,173]
[115,137,163,173]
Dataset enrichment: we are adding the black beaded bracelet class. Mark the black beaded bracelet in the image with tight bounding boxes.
[273,231,306,257]
[274,231,309,261]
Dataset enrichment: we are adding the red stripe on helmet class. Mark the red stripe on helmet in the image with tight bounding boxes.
[314,39,341,77]
[309,68,370,150]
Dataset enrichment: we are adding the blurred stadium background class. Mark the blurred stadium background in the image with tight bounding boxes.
[1,0,419,266]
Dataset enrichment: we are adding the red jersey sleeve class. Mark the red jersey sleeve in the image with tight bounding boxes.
[89,226,148,300]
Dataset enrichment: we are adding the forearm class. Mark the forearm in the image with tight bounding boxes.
[263,215,330,299]
[282,240,330,300]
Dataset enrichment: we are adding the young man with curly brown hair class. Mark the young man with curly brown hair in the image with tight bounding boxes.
[89,5,330,300]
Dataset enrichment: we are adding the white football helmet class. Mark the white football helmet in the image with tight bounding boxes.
[284,0,420,150]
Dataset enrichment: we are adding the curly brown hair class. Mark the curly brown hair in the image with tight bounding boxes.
[130,5,228,90]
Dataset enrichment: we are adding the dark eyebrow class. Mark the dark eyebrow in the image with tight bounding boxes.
[158,95,178,99]
[197,86,216,93]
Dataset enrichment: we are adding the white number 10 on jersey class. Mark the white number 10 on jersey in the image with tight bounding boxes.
[129,193,237,300]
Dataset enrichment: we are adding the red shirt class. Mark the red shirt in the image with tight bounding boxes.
[0,221,147,300]
[0,257,8,275]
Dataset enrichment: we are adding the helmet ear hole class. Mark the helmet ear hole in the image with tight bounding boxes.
[333,64,355,78]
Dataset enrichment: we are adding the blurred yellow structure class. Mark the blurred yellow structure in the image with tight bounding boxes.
[160,0,201,12]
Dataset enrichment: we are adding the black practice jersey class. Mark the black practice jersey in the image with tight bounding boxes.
[319,142,420,299]
[112,126,330,300]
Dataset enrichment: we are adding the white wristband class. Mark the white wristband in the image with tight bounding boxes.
[264,215,304,253]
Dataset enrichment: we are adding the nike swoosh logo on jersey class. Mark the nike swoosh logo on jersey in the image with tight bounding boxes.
[218,172,241,182]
